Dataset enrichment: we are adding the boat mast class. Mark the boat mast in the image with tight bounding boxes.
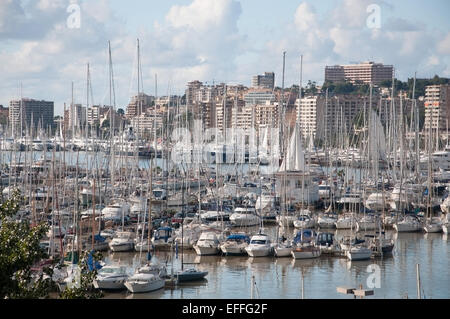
[108,41,116,195]
[281,51,287,221]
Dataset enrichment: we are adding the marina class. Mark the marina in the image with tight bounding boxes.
[1,136,450,299]
[1,1,450,302]
[99,229,450,299]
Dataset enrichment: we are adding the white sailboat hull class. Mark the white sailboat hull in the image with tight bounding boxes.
[274,246,292,257]
[335,218,355,229]
[220,244,247,256]
[345,247,372,261]
[318,218,336,228]
[291,247,321,259]
[393,223,421,232]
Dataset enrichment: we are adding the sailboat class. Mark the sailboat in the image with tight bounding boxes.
[275,122,319,206]
[174,176,208,282]
[291,229,321,259]
[345,244,372,261]
[293,210,316,229]
[393,214,422,232]
[423,217,443,233]
[273,209,293,257]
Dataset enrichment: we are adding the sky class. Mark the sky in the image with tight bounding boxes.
[1,0,449,115]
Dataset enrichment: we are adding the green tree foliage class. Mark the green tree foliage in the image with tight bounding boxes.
[0,191,51,299]
[380,76,450,98]
[59,251,104,299]
[304,81,318,95]
[321,80,373,95]
[0,192,103,299]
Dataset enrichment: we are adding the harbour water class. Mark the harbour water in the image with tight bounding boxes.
[2,150,448,299]
[101,226,450,299]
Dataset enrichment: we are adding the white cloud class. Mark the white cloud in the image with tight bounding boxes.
[437,32,450,54]
[0,0,245,113]
[294,2,317,32]
[257,0,448,85]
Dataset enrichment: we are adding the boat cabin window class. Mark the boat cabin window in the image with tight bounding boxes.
[153,190,163,198]
[100,267,124,274]
[250,240,267,244]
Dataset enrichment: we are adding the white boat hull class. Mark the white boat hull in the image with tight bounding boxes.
[193,245,219,256]
[291,247,321,259]
[274,246,292,257]
[293,220,316,229]
[125,278,165,293]
[109,242,134,252]
[220,245,247,256]
[229,215,261,227]
[393,223,421,232]
[335,219,355,229]
[317,218,336,229]
[356,222,376,231]
[245,247,271,257]
[346,247,372,261]
[93,277,127,290]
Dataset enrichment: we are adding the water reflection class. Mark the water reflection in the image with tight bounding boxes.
[125,288,165,299]
[96,225,449,299]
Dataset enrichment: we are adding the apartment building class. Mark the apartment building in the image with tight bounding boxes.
[252,72,275,89]
[424,84,450,131]
[325,62,393,85]
[9,98,54,135]
[126,93,155,118]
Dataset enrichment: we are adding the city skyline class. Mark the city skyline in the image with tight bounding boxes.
[1,0,449,115]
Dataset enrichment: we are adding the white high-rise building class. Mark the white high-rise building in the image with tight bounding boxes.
[325,62,393,85]
[424,84,450,132]
[295,96,324,139]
